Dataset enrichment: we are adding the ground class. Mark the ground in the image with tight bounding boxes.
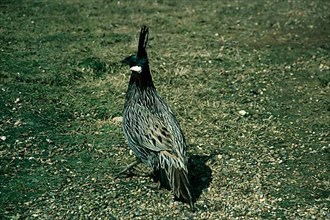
[0,0,329,219]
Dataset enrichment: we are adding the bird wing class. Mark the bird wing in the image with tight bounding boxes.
[124,104,184,154]
[141,107,176,152]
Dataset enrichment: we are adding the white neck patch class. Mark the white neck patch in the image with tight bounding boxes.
[130,65,142,73]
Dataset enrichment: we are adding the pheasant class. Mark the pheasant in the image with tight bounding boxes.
[121,26,194,210]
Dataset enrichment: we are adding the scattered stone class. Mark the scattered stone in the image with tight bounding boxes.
[238,110,248,116]
[112,116,123,125]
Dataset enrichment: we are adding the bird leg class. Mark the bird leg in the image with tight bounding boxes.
[149,181,161,190]
[116,160,141,177]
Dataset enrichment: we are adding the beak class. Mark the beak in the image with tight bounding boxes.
[121,56,130,65]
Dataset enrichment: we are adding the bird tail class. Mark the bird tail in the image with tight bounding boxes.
[137,25,148,58]
[159,151,194,210]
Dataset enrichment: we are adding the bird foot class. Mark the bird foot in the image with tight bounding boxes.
[149,181,161,190]
[115,160,141,178]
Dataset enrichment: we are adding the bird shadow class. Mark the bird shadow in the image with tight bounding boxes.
[188,154,213,202]
[116,154,213,207]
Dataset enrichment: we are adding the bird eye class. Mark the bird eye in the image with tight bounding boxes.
[130,65,142,73]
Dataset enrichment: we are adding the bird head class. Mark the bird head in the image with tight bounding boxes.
[122,25,149,73]
[122,26,154,87]
[122,55,148,74]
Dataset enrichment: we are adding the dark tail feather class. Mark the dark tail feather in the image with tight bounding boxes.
[172,167,194,210]
[159,152,194,210]
[137,25,148,58]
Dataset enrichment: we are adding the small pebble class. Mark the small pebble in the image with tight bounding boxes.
[112,116,123,125]
[238,110,247,116]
